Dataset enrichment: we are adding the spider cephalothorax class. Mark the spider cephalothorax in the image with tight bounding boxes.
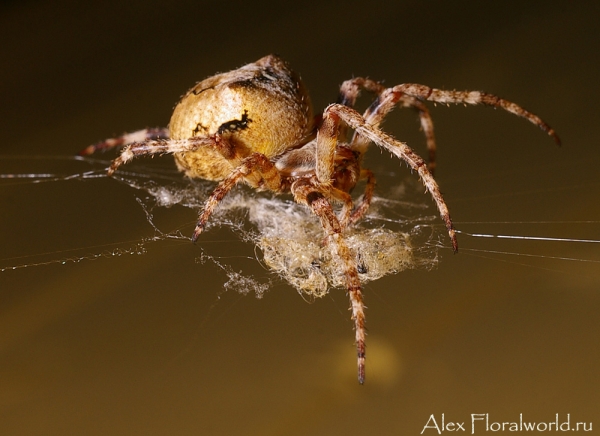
[82,54,559,384]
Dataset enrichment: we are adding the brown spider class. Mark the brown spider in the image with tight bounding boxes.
[81,54,559,384]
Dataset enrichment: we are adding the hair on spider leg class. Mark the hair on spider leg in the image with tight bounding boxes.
[83,54,559,384]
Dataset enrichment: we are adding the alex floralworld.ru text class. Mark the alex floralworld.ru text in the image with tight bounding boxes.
[421,413,592,434]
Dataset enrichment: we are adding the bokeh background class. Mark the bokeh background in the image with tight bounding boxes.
[1,1,599,434]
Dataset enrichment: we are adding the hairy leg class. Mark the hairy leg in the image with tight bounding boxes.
[392,84,560,144]
[337,77,384,144]
[349,169,376,225]
[338,78,438,173]
[325,187,354,230]
[192,152,281,242]
[79,128,170,156]
[106,136,233,176]
[360,93,438,174]
[292,180,366,384]
[338,77,386,107]
[322,103,458,253]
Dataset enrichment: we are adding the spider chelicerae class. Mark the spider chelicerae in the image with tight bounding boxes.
[81,54,559,384]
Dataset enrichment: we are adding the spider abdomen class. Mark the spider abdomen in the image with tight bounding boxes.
[169,54,314,181]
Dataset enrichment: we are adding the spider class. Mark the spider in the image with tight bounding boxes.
[81,54,559,384]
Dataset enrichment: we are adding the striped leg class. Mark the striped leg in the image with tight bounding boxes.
[338,78,438,173]
[321,103,458,253]
[192,152,282,242]
[79,128,170,156]
[391,84,561,145]
[292,180,366,384]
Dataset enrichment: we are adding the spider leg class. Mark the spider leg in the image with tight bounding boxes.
[349,169,376,225]
[79,128,170,156]
[192,152,281,242]
[392,84,561,145]
[322,103,458,253]
[339,78,438,173]
[359,94,438,174]
[106,136,228,176]
[292,180,366,384]
[338,77,386,107]
[327,187,355,229]
[337,78,385,142]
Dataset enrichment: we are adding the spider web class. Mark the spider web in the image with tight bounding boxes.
[113,163,442,299]
[3,155,600,300]
[0,155,443,299]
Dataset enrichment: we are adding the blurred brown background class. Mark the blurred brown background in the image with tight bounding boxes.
[1,1,599,435]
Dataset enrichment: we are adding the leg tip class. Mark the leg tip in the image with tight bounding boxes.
[191,225,204,243]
